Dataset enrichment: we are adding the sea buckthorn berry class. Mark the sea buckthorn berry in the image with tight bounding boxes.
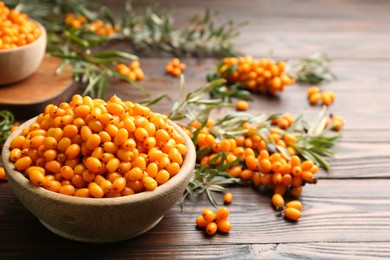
[331,115,344,131]
[216,207,230,222]
[274,184,287,196]
[321,91,335,106]
[14,156,32,171]
[301,160,314,171]
[286,200,303,210]
[88,182,104,198]
[205,222,218,235]
[307,86,320,97]
[202,209,216,223]
[74,188,91,197]
[272,194,285,211]
[84,157,102,172]
[284,207,302,221]
[292,166,302,177]
[217,220,232,233]
[309,92,322,105]
[291,186,302,198]
[143,176,158,191]
[9,148,22,162]
[223,192,233,204]
[236,100,249,111]
[301,171,313,182]
[59,184,76,196]
[196,215,208,228]
[28,170,45,187]
[155,169,170,185]
[112,177,126,192]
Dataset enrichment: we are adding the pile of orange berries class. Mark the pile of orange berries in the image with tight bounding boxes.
[272,112,295,130]
[0,1,41,50]
[165,58,186,77]
[116,61,145,81]
[219,55,295,95]
[185,118,319,221]
[64,13,116,36]
[196,207,232,235]
[307,86,336,106]
[64,13,87,29]
[89,20,116,36]
[8,94,187,198]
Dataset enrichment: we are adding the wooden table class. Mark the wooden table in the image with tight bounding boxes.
[1,0,390,259]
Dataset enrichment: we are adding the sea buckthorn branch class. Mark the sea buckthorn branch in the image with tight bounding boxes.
[284,107,341,170]
[167,78,233,122]
[290,52,337,84]
[47,27,147,98]
[113,4,243,57]
[207,56,296,96]
[178,104,342,209]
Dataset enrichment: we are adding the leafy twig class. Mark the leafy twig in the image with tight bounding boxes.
[290,52,337,84]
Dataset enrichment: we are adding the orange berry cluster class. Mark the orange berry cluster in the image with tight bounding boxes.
[8,94,188,198]
[272,112,295,130]
[116,61,145,81]
[64,13,87,28]
[196,207,232,235]
[89,20,116,36]
[64,13,116,36]
[307,87,336,106]
[0,1,41,50]
[219,56,295,95]
[165,58,186,77]
[185,118,319,221]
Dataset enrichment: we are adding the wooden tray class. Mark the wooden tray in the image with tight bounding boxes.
[0,56,76,119]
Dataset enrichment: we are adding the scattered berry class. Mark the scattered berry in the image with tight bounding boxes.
[223,192,233,204]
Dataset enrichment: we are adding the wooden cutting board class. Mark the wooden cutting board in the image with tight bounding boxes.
[0,56,76,119]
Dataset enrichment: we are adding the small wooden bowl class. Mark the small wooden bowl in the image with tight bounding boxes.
[0,19,47,85]
[2,117,196,243]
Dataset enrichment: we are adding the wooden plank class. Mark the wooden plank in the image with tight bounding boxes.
[2,242,390,259]
[1,179,389,251]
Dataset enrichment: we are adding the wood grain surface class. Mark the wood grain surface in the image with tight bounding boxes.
[0,56,75,119]
[1,0,390,259]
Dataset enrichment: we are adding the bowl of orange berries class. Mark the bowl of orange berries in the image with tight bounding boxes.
[1,94,196,243]
[0,2,47,85]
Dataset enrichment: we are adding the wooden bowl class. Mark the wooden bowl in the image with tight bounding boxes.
[1,117,196,243]
[0,19,47,85]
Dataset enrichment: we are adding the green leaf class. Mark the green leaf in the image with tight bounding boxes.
[93,50,138,61]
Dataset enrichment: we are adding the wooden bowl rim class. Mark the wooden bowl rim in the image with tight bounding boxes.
[0,19,47,53]
[2,116,196,206]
